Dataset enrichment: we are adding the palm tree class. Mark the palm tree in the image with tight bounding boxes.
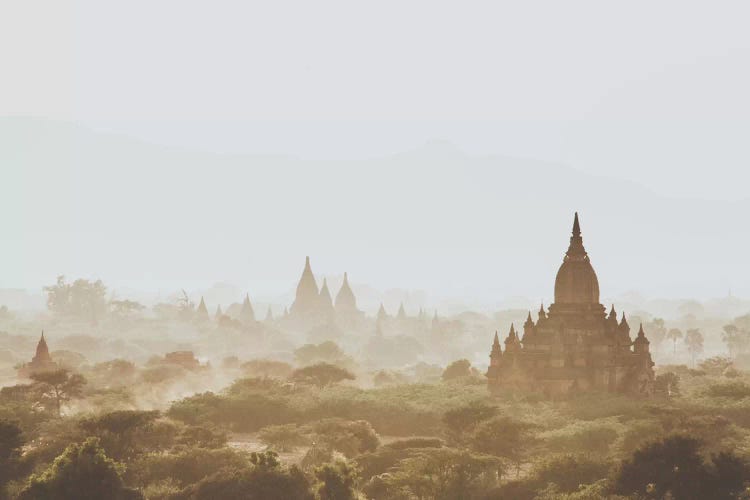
[721,324,750,359]
[684,329,704,367]
[666,328,683,355]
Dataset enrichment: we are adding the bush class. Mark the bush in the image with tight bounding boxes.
[291,363,355,388]
[126,447,248,488]
[441,359,471,381]
[531,454,610,493]
[171,456,313,500]
[241,359,293,379]
[704,381,750,399]
[613,435,747,500]
[312,419,380,458]
[18,437,141,500]
[258,424,310,452]
[543,422,618,455]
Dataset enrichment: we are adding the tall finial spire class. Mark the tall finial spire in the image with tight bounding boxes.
[564,212,587,259]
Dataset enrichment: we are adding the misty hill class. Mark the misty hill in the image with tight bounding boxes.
[2,117,748,305]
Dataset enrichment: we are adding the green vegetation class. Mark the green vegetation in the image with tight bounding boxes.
[4,280,750,499]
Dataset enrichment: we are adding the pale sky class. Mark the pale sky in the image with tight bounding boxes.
[1,1,749,301]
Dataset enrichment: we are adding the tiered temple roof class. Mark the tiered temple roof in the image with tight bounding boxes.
[487,213,655,396]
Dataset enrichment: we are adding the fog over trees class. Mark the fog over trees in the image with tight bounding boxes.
[4,1,750,498]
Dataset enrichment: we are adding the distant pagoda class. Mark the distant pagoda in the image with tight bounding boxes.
[240,294,255,324]
[288,257,363,329]
[18,332,59,378]
[335,272,363,326]
[486,213,655,396]
[290,256,321,325]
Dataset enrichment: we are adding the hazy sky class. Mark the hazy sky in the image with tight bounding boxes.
[2,2,749,301]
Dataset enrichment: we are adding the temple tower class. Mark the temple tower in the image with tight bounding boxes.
[397,303,407,320]
[319,278,335,322]
[290,256,321,323]
[196,297,209,321]
[240,293,255,324]
[335,273,359,314]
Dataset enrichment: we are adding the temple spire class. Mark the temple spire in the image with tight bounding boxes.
[504,323,522,352]
[538,303,547,320]
[619,312,629,332]
[196,296,209,320]
[319,278,334,321]
[290,256,320,321]
[377,303,387,321]
[319,279,333,308]
[397,302,406,320]
[634,323,650,353]
[335,272,359,314]
[241,293,255,323]
[489,330,503,362]
[565,212,587,259]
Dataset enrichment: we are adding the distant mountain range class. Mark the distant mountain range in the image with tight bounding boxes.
[2,117,748,307]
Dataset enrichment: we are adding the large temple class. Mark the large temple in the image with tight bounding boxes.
[486,213,655,396]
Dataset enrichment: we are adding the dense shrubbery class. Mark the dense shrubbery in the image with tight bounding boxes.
[5,357,750,499]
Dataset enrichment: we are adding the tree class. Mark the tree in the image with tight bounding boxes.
[291,363,355,388]
[91,359,137,386]
[294,341,348,366]
[645,318,667,348]
[721,324,750,359]
[258,424,310,452]
[79,410,163,461]
[172,451,313,500]
[110,299,145,318]
[613,435,746,500]
[30,369,86,417]
[44,276,108,323]
[312,419,380,458]
[470,416,535,477]
[654,372,680,398]
[442,402,497,443]
[699,356,734,376]
[315,461,359,500]
[242,359,294,379]
[176,290,195,321]
[0,419,24,488]
[530,454,610,494]
[380,448,501,500]
[442,359,472,381]
[684,329,705,367]
[18,437,141,500]
[666,328,683,355]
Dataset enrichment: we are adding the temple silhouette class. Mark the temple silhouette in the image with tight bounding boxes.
[18,332,58,378]
[487,213,655,396]
[286,256,364,329]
